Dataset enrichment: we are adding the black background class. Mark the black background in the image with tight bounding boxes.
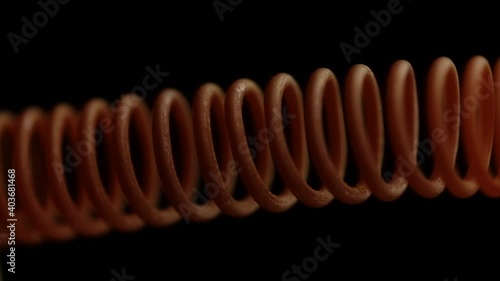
[2,0,499,280]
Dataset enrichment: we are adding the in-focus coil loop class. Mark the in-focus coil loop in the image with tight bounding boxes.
[1,56,499,246]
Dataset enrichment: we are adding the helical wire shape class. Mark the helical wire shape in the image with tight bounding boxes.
[0,56,499,246]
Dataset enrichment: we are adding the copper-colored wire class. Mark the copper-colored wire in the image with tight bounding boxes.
[225,78,295,212]
[15,108,74,241]
[0,56,498,246]
[46,104,109,237]
[78,99,144,232]
[305,68,372,204]
[192,83,257,217]
[0,112,43,245]
[152,89,221,222]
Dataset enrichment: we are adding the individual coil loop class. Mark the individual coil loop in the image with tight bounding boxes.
[0,56,498,246]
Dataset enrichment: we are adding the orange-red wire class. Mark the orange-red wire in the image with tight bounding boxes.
[0,56,498,246]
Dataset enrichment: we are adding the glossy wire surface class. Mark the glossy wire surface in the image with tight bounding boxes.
[0,56,499,246]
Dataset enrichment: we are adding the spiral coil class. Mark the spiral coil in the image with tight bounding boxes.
[1,56,499,246]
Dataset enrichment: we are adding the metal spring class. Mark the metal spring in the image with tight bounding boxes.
[0,56,498,246]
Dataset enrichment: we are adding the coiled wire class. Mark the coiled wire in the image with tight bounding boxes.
[0,56,498,246]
